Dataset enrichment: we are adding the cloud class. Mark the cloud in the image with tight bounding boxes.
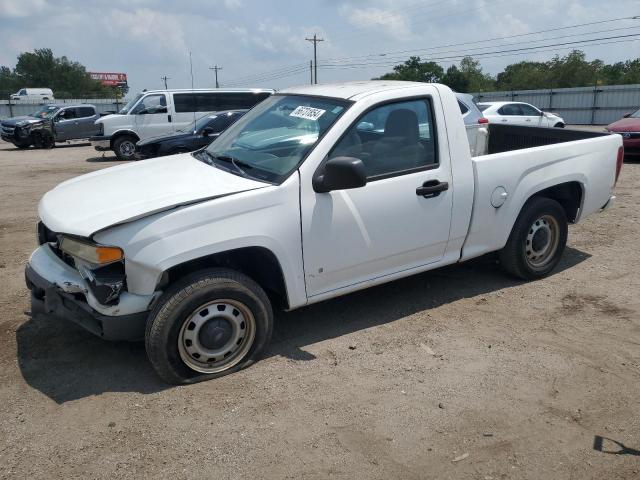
[340,5,413,41]
[0,0,47,18]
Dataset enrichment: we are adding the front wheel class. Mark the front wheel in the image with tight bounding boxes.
[113,135,138,160]
[145,268,273,384]
[499,197,568,280]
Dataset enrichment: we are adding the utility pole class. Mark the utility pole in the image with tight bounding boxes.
[305,34,324,84]
[161,75,170,89]
[209,65,222,88]
[310,60,313,85]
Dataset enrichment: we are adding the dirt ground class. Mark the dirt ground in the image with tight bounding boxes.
[0,138,638,480]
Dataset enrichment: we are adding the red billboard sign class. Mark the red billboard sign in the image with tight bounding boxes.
[88,72,128,86]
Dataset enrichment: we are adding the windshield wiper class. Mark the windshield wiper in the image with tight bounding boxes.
[205,152,254,178]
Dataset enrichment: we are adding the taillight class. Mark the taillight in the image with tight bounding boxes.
[615,146,624,185]
[478,117,489,124]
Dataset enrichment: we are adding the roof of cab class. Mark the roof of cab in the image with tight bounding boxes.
[280,81,440,101]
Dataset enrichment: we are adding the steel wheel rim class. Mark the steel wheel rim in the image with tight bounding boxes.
[178,299,256,374]
[525,214,560,269]
[120,140,135,157]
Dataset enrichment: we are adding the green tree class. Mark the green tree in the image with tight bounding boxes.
[376,56,444,83]
[441,65,469,92]
[458,56,494,92]
[1,48,122,99]
[495,61,549,90]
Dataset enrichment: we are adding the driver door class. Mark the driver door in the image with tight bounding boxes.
[133,94,172,140]
[53,108,77,141]
[300,97,453,299]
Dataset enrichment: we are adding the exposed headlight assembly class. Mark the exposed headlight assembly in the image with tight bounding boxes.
[59,236,124,265]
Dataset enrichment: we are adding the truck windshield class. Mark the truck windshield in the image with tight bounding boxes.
[30,105,59,119]
[119,94,143,114]
[202,94,350,183]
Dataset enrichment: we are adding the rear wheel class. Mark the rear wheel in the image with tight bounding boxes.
[145,268,273,384]
[499,197,567,280]
[113,135,138,160]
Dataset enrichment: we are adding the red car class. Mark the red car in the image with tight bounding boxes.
[606,109,640,158]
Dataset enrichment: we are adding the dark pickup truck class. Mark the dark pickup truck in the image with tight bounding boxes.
[1,104,102,149]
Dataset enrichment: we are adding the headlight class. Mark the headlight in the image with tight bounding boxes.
[59,236,123,265]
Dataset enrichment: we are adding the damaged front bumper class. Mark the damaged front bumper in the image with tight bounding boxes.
[25,244,153,341]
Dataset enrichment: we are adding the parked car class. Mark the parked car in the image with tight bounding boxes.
[9,88,54,102]
[456,92,489,156]
[1,104,101,148]
[606,109,640,158]
[478,101,565,128]
[26,81,622,384]
[91,88,273,160]
[136,110,246,159]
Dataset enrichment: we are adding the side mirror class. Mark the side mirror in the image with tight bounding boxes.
[202,126,215,136]
[313,156,367,193]
[623,112,632,118]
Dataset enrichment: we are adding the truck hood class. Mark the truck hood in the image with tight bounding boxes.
[39,153,268,237]
[1,116,43,127]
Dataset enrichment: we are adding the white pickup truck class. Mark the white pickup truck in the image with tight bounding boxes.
[25,81,623,384]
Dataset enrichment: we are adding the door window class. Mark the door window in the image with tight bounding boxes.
[519,104,540,116]
[60,109,77,120]
[76,106,95,118]
[329,99,437,179]
[131,94,167,114]
[498,104,523,116]
[19,89,26,96]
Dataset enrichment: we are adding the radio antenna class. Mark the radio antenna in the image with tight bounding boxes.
[189,50,196,126]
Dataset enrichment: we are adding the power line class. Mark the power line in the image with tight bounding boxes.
[323,15,640,63]
[305,34,324,84]
[209,65,222,88]
[223,15,639,87]
[320,32,640,68]
[322,28,640,68]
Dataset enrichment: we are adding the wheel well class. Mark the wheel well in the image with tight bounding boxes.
[110,131,139,149]
[163,247,289,310]
[531,181,583,223]
[554,122,565,128]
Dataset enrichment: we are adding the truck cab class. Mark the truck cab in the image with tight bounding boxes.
[26,81,621,384]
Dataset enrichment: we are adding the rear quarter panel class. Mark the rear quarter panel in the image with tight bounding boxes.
[461,134,621,261]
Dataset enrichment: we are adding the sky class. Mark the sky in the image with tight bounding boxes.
[0,0,639,97]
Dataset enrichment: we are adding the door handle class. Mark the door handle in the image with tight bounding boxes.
[501,119,507,122]
[525,119,531,122]
[168,114,172,123]
[416,180,449,198]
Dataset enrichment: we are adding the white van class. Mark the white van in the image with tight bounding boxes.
[10,88,54,102]
[91,88,274,160]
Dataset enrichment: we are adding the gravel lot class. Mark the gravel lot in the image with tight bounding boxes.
[0,138,638,479]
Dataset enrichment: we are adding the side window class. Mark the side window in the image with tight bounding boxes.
[77,107,95,118]
[208,114,236,133]
[19,89,26,96]
[131,94,167,114]
[519,104,540,116]
[330,98,437,179]
[457,100,469,114]
[60,109,77,120]
[173,93,196,113]
[499,104,523,116]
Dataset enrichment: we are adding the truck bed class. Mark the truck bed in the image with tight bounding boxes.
[462,125,620,261]
[484,124,609,155]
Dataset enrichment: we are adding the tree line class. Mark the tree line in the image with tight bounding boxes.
[0,48,126,99]
[376,50,640,92]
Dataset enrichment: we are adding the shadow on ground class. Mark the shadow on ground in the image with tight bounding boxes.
[85,155,122,163]
[16,247,590,403]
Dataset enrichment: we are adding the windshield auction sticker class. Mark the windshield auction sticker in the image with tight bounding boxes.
[290,106,326,121]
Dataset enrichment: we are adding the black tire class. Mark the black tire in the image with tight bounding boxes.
[554,123,565,128]
[145,268,273,384]
[499,197,568,280]
[113,135,138,160]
